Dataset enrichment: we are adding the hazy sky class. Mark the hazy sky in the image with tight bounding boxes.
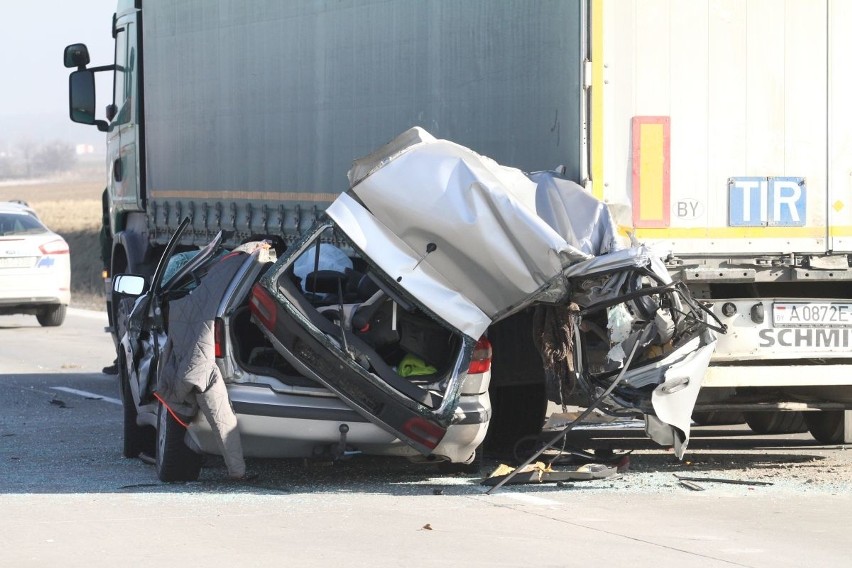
[0,0,116,143]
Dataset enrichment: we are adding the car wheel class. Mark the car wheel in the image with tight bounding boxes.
[118,352,155,458]
[36,305,66,327]
[156,401,202,482]
[744,411,807,434]
[691,411,745,426]
[804,411,846,444]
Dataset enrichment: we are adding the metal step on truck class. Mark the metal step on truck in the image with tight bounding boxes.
[65,0,850,445]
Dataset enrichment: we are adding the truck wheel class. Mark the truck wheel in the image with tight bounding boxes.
[691,411,745,426]
[119,352,155,458]
[744,411,807,434]
[36,305,66,327]
[114,297,135,343]
[485,383,547,453]
[156,401,202,482]
[804,411,846,444]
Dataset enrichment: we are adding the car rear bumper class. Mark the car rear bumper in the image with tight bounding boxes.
[186,382,490,461]
[0,261,70,306]
[0,296,64,305]
[0,295,67,315]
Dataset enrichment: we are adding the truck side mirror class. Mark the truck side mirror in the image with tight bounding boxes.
[113,274,148,296]
[69,70,108,132]
[69,70,96,124]
[64,43,90,69]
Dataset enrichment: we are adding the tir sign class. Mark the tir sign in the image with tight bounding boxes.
[728,177,806,227]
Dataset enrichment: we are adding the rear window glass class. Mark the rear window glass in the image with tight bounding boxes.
[0,213,47,236]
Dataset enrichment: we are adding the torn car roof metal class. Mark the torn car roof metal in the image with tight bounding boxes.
[337,127,623,339]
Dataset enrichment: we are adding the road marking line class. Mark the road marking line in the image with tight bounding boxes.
[498,493,560,506]
[51,386,121,406]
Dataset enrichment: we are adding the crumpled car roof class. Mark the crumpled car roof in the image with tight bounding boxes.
[330,126,623,340]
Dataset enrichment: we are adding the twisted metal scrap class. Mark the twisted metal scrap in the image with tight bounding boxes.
[532,302,580,407]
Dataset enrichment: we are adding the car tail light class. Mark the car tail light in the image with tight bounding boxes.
[401,417,445,450]
[249,284,277,330]
[39,239,69,255]
[214,317,224,358]
[467,336,492,374]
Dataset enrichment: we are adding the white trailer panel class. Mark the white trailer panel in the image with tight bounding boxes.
[600,0,830,255]
[828,0,852,251]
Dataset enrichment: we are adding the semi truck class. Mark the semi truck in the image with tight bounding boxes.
[66,0,851,445]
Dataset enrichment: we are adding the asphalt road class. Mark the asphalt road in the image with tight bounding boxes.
[1,310,851,568]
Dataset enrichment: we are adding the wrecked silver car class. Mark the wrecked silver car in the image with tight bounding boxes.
[115,127,720,482]
[116,219,493,481]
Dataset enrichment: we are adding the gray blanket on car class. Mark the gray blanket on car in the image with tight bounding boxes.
[157,251,247,478]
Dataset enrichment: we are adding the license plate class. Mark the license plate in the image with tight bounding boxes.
[773,302,852,327]
[0,256,34,269]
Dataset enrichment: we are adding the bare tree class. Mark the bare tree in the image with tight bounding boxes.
[0,152,12,180]
[31,140,77,176]
[18,139,36,178]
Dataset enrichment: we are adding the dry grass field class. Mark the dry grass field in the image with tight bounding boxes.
[0,167,105,310]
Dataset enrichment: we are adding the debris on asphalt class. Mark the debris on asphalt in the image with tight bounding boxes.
[118,483,162,490]
[481,461,618,487]
[138,452,156,465]
[674,474,773,487]
[49,398,67,408]
[678,479,706,491]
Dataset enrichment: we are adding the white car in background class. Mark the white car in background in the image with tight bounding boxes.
[0,201,70,326]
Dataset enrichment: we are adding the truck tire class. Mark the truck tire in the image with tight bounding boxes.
[804,411,846,444]
[156,402,202,482]
[744,411,807,434]
[691,411,745,426]
[119,352,155,458]
[485,383,547,453]
[486,309,548,454]
[36,305,66,327]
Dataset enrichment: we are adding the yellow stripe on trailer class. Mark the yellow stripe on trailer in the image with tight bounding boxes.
[632,116,670,228]
[634,226,827,239]
[590,0,604,200]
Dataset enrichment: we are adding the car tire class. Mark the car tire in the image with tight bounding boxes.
[744,411,808,434]
[691,411,745,426]
[804,411,846,444]
[156,401,202,482]
[36,305,66,327]
[118,352,155,459]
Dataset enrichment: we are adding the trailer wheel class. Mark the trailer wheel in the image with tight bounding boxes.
[804,411,846,444]
[156,402,202,482]
[744,411,807,434]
